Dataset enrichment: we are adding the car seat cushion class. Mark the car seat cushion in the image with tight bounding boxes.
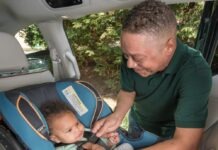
[200,121,218,150]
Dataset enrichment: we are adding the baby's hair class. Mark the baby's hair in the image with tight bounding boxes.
[40,100,76,127]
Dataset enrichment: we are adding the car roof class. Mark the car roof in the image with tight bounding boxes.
[0,0,209,34]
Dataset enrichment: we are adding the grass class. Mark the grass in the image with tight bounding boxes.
[120,113,129,130]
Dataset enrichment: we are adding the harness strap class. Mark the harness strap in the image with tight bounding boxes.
[75,130,111,150]
[75,141,87,150]
[74,130,99,150]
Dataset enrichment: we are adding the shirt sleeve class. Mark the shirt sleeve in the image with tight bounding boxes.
[175,65,212,128]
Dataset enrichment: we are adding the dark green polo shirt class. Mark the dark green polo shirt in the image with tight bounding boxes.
[120,39,212,137]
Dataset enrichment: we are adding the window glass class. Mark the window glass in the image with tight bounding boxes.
[45,0,82,8]
[211,47,218,75]
[15,25,51,72]
[171,2,204,47]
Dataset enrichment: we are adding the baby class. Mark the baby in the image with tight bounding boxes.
[40,100,131,150]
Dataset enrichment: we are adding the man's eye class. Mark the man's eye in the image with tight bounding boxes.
[134,58,142,62]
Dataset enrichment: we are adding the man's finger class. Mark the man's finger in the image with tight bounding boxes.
[95,122,113,137]
[101,132,112,138]
[92,119,105,133]
[102,131,117,138]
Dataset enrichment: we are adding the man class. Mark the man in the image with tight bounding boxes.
[92,0,212,150]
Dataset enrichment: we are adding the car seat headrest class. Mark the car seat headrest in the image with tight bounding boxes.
[0,32,29,73]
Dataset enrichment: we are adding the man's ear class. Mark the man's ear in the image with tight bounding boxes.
[50,134,61,143]
[165,37,176,56]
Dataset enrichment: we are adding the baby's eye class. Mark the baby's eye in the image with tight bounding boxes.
[67,128,72,133]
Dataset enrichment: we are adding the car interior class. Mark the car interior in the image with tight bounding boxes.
[0,0,217,149]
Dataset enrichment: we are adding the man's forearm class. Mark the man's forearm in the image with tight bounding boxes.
[142,139,184,150]
[142,128,203,150]
[113,90,135,121]
[142,139,198,150]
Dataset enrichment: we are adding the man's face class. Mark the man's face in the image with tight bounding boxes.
[121,32,175,77]
[49,112,84,144]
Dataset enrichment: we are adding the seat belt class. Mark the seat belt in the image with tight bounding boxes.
[76,130,111,150]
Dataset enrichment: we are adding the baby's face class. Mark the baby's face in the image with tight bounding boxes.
[49,112,84,144]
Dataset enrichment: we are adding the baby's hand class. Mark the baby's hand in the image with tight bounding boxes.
[107,132,120,145]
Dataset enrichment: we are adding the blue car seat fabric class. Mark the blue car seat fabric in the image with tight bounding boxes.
[56,80,112,128]
[0,92,54,150]
[0,80,160,150]
[16,94,49,140]
[0,80,112,150]
[118,128,160,149]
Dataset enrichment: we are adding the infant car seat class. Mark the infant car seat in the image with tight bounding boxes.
[0,80,160,150]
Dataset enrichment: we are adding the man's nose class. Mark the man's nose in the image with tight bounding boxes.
[127,57,136,68]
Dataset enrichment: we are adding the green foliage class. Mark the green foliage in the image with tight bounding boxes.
[171,2,204,46]
[120,113,129,130]
[64,10,129,91]
[22,25,47,49]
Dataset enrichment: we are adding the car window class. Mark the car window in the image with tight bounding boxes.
[194,1,218,75]
[211,48,218,75]
[15,26,51,72]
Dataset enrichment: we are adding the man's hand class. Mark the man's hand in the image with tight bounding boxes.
[82,142,105,150]
[92,90,135,137]
[92,113,122,137]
